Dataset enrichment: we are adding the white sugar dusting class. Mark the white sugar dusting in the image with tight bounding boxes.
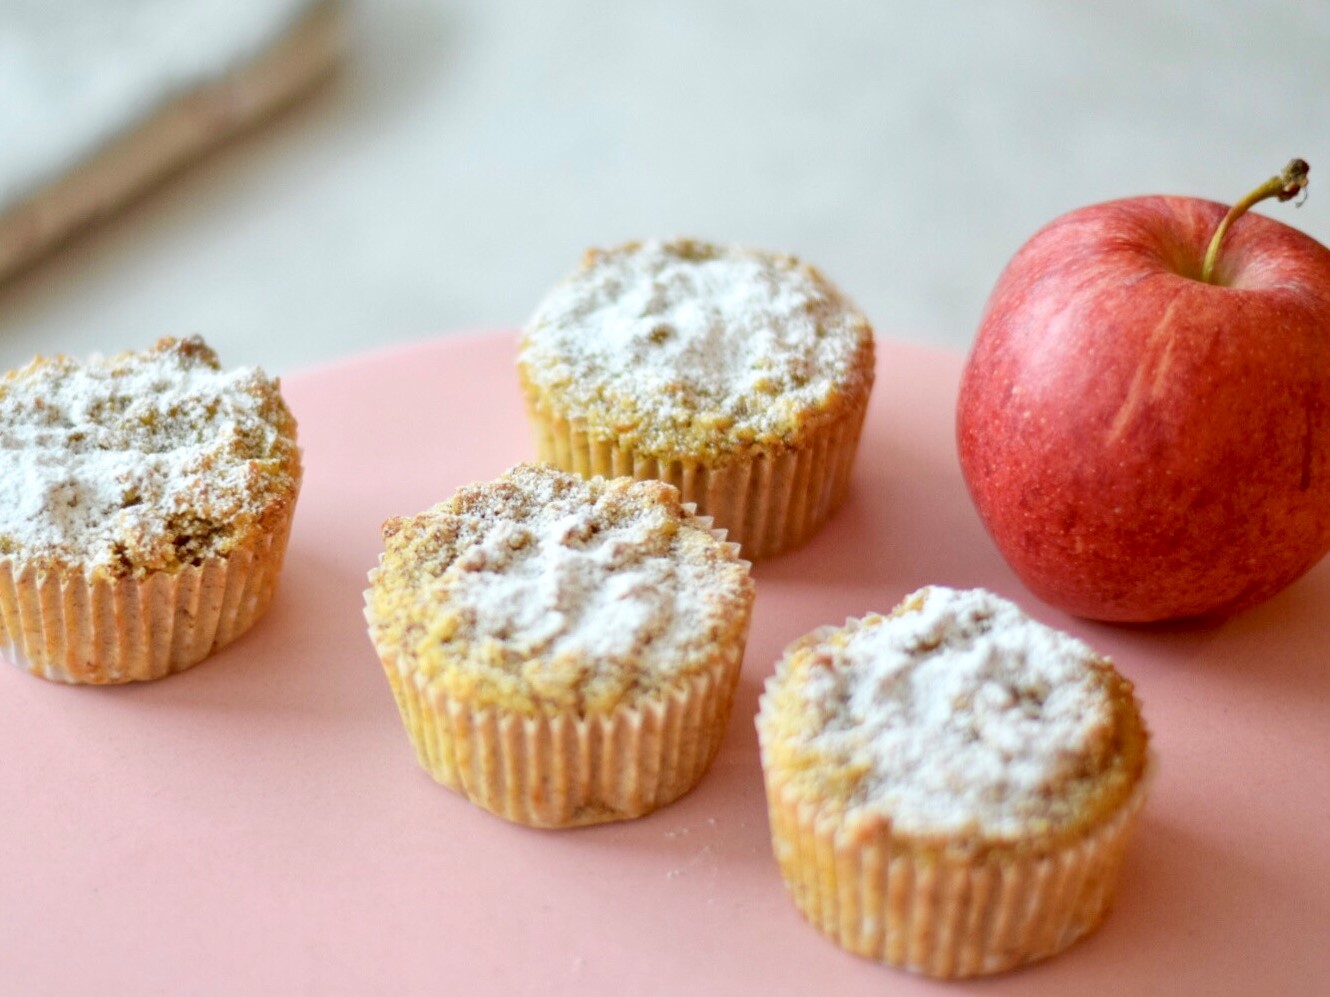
[519,240,872,449]
[416,466,733,683]
[797,587,1116,836]
[0,338,293,571]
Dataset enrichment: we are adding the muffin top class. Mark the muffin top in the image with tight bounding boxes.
[366,463,755,716]
[760,586,1148,843]
[518,239,875,460]
[0,336,300,577]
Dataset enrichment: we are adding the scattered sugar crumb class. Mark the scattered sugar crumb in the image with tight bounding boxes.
[665,843,714,879]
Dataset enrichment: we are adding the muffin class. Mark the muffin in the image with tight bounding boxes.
[0,336,301,684]
[518,239,875,560]
[756,586,1151,978]
[363,463,755,828]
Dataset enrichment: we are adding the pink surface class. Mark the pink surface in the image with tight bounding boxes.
[3,331,1328,995]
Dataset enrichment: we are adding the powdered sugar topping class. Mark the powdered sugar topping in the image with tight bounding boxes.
[369,464,754,714]
[0,337,298,573]
[519,240,873,455]
[781,587,1120,837]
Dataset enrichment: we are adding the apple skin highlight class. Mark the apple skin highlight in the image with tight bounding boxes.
[957,195,1330,623]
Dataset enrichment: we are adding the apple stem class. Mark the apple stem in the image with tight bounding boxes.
[1201,159,1310,284]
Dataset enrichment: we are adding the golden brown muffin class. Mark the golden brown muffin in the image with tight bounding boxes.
[0,336,301,683]
[518,239,875,560]
[757,586,1151,978]
[364,463,755,828]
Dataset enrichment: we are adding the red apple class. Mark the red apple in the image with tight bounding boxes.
[957,163,1330,622]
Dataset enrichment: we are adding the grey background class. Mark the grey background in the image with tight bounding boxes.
[2,0,1328,375]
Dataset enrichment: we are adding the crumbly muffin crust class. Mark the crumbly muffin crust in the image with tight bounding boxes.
[761,586,1148,847]
[0,336,300,578]
[518,239,875,462]
[366,463,755,716]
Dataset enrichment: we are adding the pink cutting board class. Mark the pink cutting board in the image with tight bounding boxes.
[3,331,1327,995]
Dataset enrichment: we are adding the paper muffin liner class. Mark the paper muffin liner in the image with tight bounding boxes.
[365,522,751,828]
[378,643,744,828]
[0,512,295,685]
[524,398,870,561]
[757,697,1153,979]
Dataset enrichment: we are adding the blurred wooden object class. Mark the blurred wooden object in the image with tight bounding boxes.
[0,0,346,282]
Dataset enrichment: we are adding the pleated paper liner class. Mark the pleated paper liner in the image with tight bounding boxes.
[365,521,753,828]
[757,695,1153,979]
[377,643,744,828]
[524,399,870,561]
[0,515,294,685]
